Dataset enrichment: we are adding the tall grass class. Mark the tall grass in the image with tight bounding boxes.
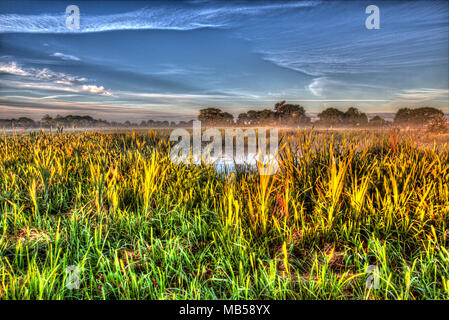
[0,129,448,299]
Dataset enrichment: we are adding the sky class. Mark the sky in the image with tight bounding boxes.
[0,0,448,122]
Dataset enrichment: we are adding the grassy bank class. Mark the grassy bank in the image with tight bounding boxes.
[0,129,448,299]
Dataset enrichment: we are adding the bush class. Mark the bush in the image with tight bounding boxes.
[426,115,449,134]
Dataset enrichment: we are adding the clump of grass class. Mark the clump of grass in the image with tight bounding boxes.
[0,129,448,299]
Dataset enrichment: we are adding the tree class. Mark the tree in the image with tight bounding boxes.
[247,110,261,125]
[344,107,368,126]
[274,101,286,115]
[221,112,234,126]
[274,101,310,125]
[41,114,53,127]
[317,108,346,126]
[394,107,444,126]
[258,109,277,125]
[16,117,36,128]
[198,108,222,125]
[369,115,388,127]
[426,114,449,133]
[198,107,234,126]
[236,113,250,125]
[237,109,276,125]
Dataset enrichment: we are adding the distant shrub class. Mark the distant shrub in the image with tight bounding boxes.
[426,114,449,134]
[394,107,444,126]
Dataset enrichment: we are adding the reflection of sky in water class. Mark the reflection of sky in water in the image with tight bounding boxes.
[171,152,279,174]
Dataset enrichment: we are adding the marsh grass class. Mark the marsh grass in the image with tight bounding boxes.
[0,129,448,299]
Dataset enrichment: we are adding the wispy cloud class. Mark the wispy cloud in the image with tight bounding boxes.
[0,61,85,82]
[0,2,318,34]
[0,80,111,97]
[307,77,327,96]
[51,52,80,61]
[394,88,449,101]
[306,76,391,100]
[255,2,449,78]
[0,61,111,96]
[262,52,362,77]
[0,61,30,76]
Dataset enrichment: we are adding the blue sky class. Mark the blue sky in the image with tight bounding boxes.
[0,0,448,121]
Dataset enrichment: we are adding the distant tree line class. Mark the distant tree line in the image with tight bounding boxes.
[0,105,447,130]
[0,115,195,129]
[198,103,447,129]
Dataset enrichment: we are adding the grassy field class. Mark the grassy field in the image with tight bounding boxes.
[0,128,448,299]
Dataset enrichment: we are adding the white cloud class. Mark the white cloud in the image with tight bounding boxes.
[0,61,30,76]
[81,85,112,96]
[0,62,86,84]
[307,77,327,96]
[307,77,391,100]
[0,61,112,97]
[395,88,449,101]
[33,68,86,84]
[1,80,114,97]
[51,52,80,61]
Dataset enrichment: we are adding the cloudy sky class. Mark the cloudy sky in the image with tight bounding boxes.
[0,0,448,121]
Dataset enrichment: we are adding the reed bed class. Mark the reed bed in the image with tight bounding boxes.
[0,129,448,299]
